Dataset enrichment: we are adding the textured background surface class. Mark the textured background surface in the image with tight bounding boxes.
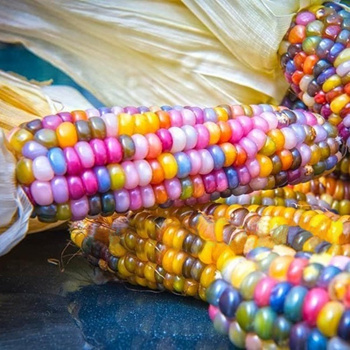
[0,229,234,349]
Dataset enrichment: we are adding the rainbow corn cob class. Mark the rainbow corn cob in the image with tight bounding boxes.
[70,201,350,291]
[71,207,234,301]
[70,203,297,301]
[207,246,350,349]
[280,2,350,145]
[8,104,341,222]
[70,202,350,349]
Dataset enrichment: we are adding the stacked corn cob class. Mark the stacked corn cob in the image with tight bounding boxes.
[70,201,350,349]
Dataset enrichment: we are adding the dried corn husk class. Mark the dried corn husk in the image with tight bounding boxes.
[0,0,330,108]
[0,71,53,131]
[0,71,93,255]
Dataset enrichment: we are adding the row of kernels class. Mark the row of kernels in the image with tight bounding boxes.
[14,115,339,185]
[18,139,337,204]
[9,104,283,157]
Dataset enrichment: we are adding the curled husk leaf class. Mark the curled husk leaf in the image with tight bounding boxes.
[0,71,92,254]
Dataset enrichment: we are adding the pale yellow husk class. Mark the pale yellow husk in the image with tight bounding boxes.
[0,0,329,108]
[0,72,93,254]
[0,72,53,131]
[0,72,57,254]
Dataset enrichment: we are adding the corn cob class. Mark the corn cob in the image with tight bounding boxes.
[70,201,350,296]
[8,104,341,222]
[206,247,350,349]
[71,209,226,301]
[280,2,350,145]
[70,203,296,301]
[70,204,350,349]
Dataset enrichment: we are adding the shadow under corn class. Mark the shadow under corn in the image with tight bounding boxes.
[0,229,235,350]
